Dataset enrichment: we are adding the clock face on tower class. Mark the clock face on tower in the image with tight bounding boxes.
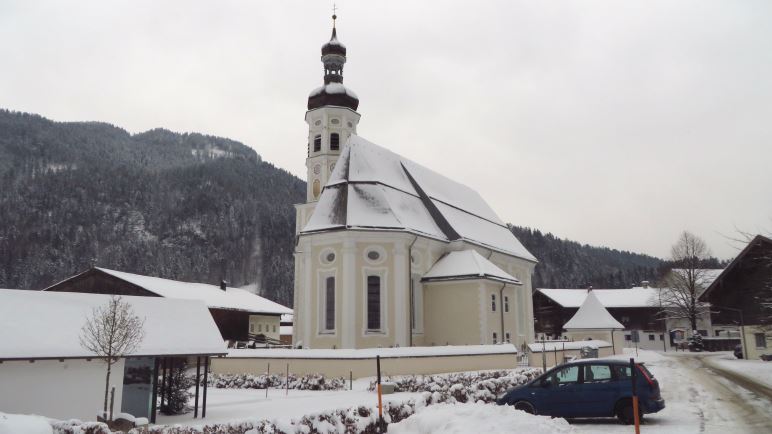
[313,164,321,175]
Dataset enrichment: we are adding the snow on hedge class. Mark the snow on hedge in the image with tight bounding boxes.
[367,369,542,403]
[387,402,575,434]
[207,373,348,391]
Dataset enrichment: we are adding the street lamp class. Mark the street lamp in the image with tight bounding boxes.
[713,305,747,360]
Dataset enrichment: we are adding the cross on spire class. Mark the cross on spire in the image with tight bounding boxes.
[332,3,338,27]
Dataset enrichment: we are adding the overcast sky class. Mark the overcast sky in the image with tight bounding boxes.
[2,1,770,259]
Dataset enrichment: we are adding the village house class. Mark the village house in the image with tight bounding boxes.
[700,235,772,360]
[43,267,292,344]
[534,270,737,351]
[0,289,226,423]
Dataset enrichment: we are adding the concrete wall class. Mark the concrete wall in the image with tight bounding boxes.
[0,358,125,421]
[211,352,522,379]
[527,346,614,368]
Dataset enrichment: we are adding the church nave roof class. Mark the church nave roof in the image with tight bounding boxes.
[302,136,537,263]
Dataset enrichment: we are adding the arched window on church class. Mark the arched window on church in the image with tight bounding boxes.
[330,133,340,151]
[324,276,335,331]
[504,296,509,313]
[491,294,497,312]
[312,179,321,199]
[367,275,381,330]
[313,135,321,152]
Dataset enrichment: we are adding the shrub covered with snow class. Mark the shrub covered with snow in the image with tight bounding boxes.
[49,419,112,434]
[207,372,348,391]
[367,369,541,403]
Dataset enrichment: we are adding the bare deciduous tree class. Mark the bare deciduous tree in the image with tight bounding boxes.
[80,295,145,417]
[659,231,713,331]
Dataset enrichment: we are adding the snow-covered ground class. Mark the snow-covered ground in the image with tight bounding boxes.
[569,349,772,434]
[0,413,52,434]
[6,349,770,434]
[703,353,772,390]
[156,377,419,427]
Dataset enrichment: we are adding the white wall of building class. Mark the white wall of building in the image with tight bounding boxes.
[0,358,125,421]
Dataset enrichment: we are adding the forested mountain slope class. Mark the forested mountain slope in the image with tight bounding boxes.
[2,109,706,307]
[510,226,664,289]
[0,110,305,306]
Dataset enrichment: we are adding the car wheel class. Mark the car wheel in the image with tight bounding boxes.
[615,400,642,425]
[513,401,536,415]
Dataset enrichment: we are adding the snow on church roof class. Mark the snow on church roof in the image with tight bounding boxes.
[422,250,522,285]
[563,291,625,330]
[0,289,226,360]
[83,268,292,316]
[303,136,537,262]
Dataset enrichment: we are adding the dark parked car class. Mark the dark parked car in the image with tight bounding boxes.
[497,359,665,424]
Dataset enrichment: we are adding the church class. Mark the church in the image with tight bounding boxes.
[292,16,538,350]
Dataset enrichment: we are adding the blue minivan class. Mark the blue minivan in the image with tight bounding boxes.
[497,359,665,423]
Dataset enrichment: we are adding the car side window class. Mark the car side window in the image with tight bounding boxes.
[583,364,612,383]
[613,365,632,380]
[549,365,579,387]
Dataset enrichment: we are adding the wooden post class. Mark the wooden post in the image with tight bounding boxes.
[376,355,384,433]
[202,357,209,418]
[159,358,167,410]
[194,357,201,418]
[266,363,270,398]
[350,371,353,391]
[150,357,159,424]
[285,363,289,396]
[630,358,641,434]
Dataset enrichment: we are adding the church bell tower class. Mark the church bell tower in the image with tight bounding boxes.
[304,13,361,204]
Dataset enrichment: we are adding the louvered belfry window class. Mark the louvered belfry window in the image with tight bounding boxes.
[314,135,322,152]
[330,133,340,151]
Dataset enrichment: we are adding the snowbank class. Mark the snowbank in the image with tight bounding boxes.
[706,355,772,389]
[387,402,575,434]
[0,413,53,434]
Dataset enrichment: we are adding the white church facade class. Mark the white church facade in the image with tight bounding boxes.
[292,18,538,350]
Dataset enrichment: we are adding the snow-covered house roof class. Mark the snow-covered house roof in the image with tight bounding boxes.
[563,291,625,330]
[538,287,660,308]
[302,136,536,262]
[422,250,522,285]
[46,268,293,316]
[0,289,227,360]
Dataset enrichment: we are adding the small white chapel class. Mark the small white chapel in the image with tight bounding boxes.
[292,15,538,350]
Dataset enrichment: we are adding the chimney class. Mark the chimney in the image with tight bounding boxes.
[220,280,228,291]
[641,281,649,288]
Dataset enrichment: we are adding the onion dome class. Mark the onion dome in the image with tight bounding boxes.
[322,27,346,57]
[307,14,359,111]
